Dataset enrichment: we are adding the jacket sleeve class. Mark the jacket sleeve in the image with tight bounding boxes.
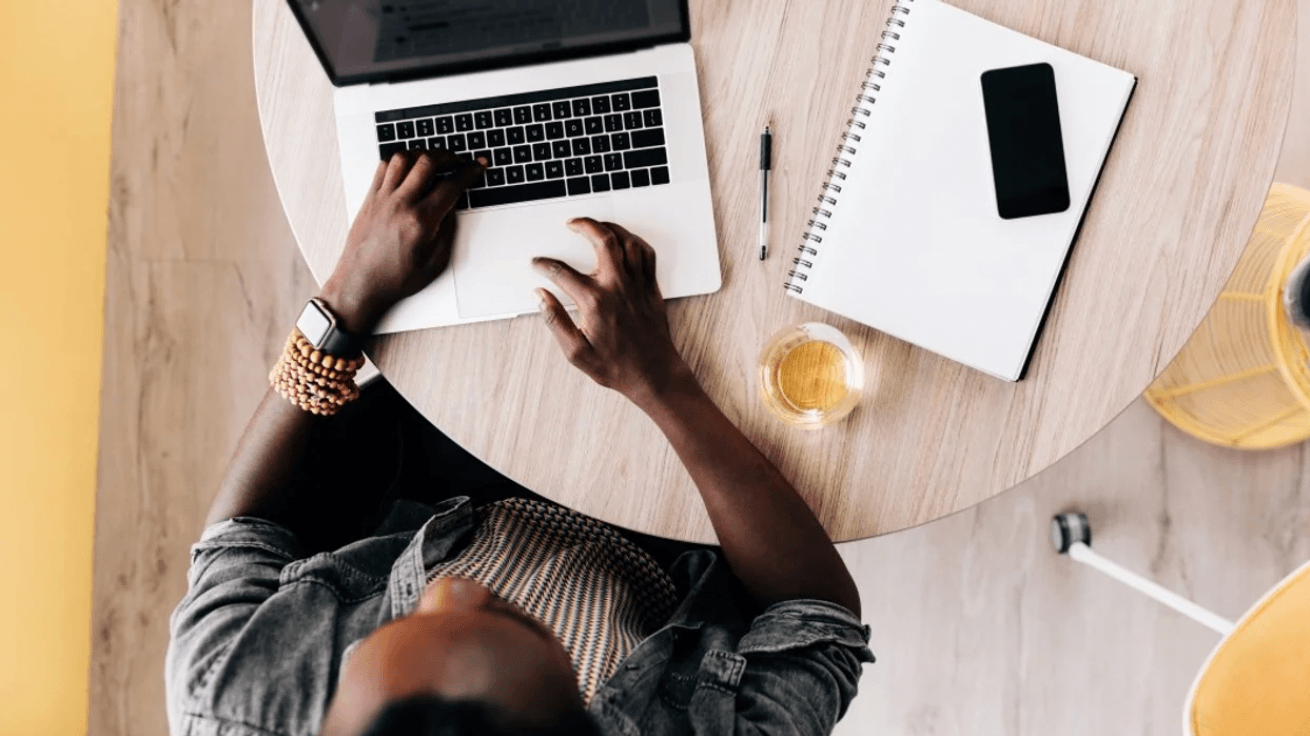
[165,517,301,736]
[690,599,874,736]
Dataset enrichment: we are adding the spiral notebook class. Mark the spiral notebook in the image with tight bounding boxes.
[785,0,1136,381]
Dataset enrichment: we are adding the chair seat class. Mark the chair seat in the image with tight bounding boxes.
[1189,561,1310,735]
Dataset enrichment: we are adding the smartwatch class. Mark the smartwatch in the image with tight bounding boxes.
[295,298,363,356]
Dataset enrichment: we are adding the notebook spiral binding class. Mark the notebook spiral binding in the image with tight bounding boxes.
[785,0,916,295]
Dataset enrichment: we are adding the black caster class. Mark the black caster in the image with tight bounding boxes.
[1051,512,1091,554]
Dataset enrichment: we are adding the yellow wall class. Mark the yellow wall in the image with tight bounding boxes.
[0,0,119,733]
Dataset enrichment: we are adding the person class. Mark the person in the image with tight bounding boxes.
[165,148,873,736]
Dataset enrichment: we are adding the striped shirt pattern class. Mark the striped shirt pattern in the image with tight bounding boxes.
[425,498,678,704]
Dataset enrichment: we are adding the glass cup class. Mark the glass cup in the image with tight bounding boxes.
[758,322,865,428]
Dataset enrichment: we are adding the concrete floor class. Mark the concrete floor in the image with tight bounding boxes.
[90,1,1310,734]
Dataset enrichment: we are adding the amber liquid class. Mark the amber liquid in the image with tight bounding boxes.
[776,341,850,412]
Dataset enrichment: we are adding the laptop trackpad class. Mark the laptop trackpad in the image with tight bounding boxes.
[453,199,615,319]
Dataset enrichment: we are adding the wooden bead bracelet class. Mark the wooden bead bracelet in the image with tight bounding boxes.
[269,329,365,416]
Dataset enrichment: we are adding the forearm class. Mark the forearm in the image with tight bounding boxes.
[205,387,318,526]
[635,374,861,616]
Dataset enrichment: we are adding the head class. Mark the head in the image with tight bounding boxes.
[321,577,593,736]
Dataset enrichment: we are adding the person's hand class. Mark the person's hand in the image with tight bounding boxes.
[533,219,694,406]
[319,149,485,336]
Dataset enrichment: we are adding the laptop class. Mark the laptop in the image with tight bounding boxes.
[288,1,722,334]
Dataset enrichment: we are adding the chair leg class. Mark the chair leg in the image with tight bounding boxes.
[1051,513,1235,636]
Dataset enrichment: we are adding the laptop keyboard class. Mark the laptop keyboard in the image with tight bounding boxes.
[375,76,671,211]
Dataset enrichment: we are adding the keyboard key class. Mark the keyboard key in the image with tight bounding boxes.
[585,156,603,174]
[486,168,507,187]
[494,108,513,127]
[604,153,623,171]
[416,118,434,137]
[571,138,591,156]
[470,171,487,189]
[513,145,532,164]
[455,193,470,211]
[604,114,623,133]
[624,111,644,130]
[532,142,552,160]
[545,160,564,179]
[612,93,631,111]
[573,98,591,117]
[585,116,604,135]
[631,89,661,109]
[447,133,467,152]
[591,174,611,192]
[651,166,671,185]
[409,139,428,150]
[493,148,513,166]
[396,121,416,139]
[506,165,526,184]
[532,103,552,122]
[565,119,585,138]
[643,109,663,127]
[507,127,526,145]
[632,128,665,148]
[436,116,454,134]
[552,101,572,119]
[591,135,611,153]
[428,136,445,151]
[455,114,474,131]
[474,150,492,164]
[567,177,592,196]
[526,124,545,142]
[565,158,584,177]
[469,180,567,209]
[526,163,545,181]
[474,111,494,129]
[610,170,631,189]
[611,132,631,151]
[546,121,564,140]
[488,129,506,147]
[631,168,651,187]
[513,106,532,124]
[624,147,667,168]
[591,96,611,114]
[467,131,486,149]
[379,142,407,161]
[552,140,572,159]
[377,123,397,142]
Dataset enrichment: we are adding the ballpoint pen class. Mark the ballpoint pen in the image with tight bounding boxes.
[759,125,772,261]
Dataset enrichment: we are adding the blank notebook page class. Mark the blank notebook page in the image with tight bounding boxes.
[792,0,1136,381]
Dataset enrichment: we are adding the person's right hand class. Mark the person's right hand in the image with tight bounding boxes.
[532,219,693,406]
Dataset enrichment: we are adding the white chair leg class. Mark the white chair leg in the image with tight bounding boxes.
[1051,513,1235,636]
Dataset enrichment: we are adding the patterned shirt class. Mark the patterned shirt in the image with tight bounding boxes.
[424,498,678,703]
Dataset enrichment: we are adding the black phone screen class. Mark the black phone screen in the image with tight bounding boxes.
[980,63,1070,220]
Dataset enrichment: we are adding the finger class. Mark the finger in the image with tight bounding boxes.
[567,218,625,282]
[368,160,388,195]
[602,221,647,284]
[536,288,593,366]
[381,151,416,192]
[395,151,437,201]
[532,257,595,306]
[418,156,488,215]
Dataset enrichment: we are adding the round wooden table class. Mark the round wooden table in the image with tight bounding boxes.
[253,0,1296,543]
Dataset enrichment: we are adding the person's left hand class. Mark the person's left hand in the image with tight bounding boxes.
[319,149,485,336]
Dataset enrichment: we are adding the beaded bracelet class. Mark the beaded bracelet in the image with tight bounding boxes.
[269,329,365,416]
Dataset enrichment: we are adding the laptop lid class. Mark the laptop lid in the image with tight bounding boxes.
[289,0,692,87]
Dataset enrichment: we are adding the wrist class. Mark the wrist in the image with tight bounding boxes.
[628,361,701,414]
[318,278,383,339]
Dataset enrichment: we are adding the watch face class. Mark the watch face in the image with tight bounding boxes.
[296,301,333,347]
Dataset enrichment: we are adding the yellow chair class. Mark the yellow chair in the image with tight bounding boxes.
[1052,513,1310,735]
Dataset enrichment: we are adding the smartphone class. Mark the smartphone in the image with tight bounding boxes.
[980,63,1070,219]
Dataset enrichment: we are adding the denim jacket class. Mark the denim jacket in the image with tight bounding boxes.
[166,497,874,736]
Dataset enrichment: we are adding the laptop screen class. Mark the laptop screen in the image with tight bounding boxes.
[291,0,690,86]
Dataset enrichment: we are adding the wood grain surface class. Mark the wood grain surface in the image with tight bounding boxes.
[252,0,1296,543]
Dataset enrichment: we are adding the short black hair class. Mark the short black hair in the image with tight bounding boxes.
[358,696,602,736]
